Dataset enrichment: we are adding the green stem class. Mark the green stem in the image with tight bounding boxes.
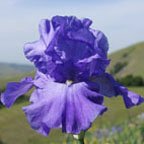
[73,131,85,144]
[75,139,84,144]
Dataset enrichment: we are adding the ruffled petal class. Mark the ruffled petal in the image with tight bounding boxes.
[51,16,82,30]
[39,19,51,46]
[82,18,92,28]
[118,86,144,108]
[46,16,96,62]
[67,28,95,47]
[76,54,110,76]
[62,82,107,134]
[92,73,144,108]
[24,16,110,83]
[91,73,119,97]
[24,19,59,74]
[90,30,109,58]
[24,38,58,74]
[29,90,39,103]
[24,39,46,62]
[39,19,59,47]
[36,123,51,136]
[23,81,106,136]
[1,77,33,108]
[46,35,94,63]
[23,82,67,136]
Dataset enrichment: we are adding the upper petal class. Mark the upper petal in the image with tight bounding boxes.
[24,38,57,74]
[45,16,97,63]
[82,18,92,28]
[24,16,109,83]
[39,19,59,47]
[24,19,59,74]
[76,54,110,77]
[90,30,109,58]
[67,28,95,48]
[24,38,46,62]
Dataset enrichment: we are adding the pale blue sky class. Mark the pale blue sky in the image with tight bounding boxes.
[0,0,144,64]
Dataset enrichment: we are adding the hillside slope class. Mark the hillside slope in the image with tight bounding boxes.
[108,42,144,78]
[0,62,33,77]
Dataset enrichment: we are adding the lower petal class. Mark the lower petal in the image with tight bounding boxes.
[118,86,144,108]
[1,77,33,108]
[23,81,106,136]
[62,83,107,134]
[92,73,144,108]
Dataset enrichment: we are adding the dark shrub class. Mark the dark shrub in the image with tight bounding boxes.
[117,75,144,86]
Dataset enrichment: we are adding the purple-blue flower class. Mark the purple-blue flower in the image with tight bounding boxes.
[1,16,144,136]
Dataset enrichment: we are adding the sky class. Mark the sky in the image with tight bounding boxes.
[0,0,144,64]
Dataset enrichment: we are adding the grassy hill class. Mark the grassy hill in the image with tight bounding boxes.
[108,42,144,78]
[0,62,33,77]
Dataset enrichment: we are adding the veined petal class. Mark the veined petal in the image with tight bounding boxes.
[91,73,118,97]
[92,73,144,108]
[62,82,106,134]
[23,81,106,136]
[39,19,59,47]
[24,19,59,74]
[33,70,52,88]
[76,54,110,76]
[24,38,58,74]
[39,19,51,46]
[67,28,95,47]
[47,36,94,63]
[24,38,46,62]
[24,16,110,83]
[46,16,96,62]
[82,18,92,28]
[1,77,33,108]
[36,123,51,136]
[51,16,82,30]
[90,30,109,58]
[118,86,144,108]
[23,38,50,74]
[23,82,67,136]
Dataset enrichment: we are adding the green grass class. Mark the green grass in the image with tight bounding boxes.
[0,102,65,144]
[94,117,144,144]
[0,87,144,144]
[94,87,144,129]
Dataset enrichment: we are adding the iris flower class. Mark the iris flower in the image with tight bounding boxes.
[1,16,144,137]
